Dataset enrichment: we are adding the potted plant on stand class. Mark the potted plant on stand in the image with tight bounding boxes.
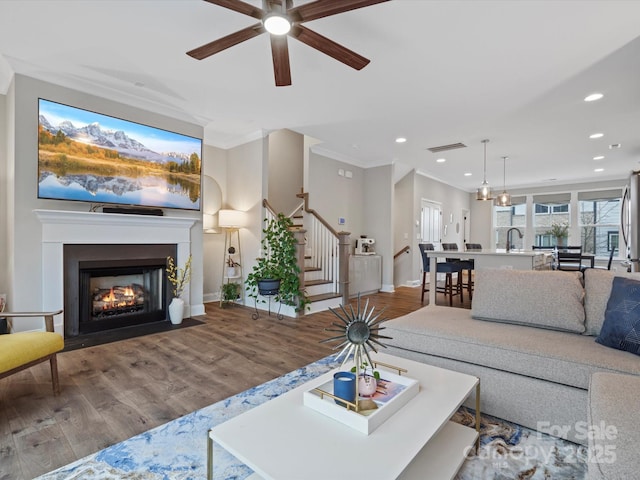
[221,282,241,307]
[245,213,310,312]
[166,254,192,325]
[226,246,241,278]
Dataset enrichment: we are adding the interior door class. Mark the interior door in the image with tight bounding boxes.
[421,200,442,244]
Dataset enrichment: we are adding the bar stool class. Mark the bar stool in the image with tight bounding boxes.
[419,243,463,306]
[443,243,475,299]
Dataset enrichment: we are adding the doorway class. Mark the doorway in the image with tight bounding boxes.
[420,199,442,244]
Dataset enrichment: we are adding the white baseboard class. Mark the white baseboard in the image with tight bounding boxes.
[380,284,395,293]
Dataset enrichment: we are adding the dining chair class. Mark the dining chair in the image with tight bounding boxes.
[592,248,616,271]
[418,243,463,306]
[556,245,587,272]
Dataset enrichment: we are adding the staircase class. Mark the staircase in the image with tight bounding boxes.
[264,195,347,314]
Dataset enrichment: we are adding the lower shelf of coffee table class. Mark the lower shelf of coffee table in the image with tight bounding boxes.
[245,420,478,480]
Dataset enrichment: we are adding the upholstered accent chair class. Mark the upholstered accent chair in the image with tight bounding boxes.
[0,310,64,394]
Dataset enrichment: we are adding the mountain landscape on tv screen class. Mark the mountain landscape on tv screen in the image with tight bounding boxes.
[37,102,202,211]
[39,114,194,165]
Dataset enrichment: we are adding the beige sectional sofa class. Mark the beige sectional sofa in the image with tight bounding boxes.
[382,268,640,447]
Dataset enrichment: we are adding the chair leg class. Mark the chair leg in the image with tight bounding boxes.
[458,272,464,303]
[421,271,426,303]
[50,355,60,395]
[445,273,453,306]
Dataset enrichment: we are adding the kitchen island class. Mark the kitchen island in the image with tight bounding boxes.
[423,249,553,305]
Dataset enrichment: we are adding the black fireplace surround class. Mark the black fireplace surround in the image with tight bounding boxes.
[63,244,177,337]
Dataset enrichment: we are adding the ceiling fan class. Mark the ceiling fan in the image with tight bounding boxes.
[187,0,390,86]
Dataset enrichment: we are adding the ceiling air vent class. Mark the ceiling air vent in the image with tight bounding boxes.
[427,142,467,153]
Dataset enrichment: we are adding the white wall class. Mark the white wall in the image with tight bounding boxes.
[7,75,204,329]
[202,143,227,302]
[227,138,267,303]
[393,171,414,287]
[268,129,303,215]
[364,164,394,291]
[409,172,472,282]
[0,92,7,298]
[307,151,365,241]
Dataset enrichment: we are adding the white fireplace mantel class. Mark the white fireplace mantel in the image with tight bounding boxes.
[35,209,197,335]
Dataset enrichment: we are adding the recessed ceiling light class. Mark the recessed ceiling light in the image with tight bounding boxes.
[593,155,605,160]
[395,137,407,143]
[436,158,446,163]
[589,133,604,139]
[584,93,604,102]
[594,168,604,172]
[464,172,472,177]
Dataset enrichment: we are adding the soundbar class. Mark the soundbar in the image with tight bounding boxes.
[102,206,164,216]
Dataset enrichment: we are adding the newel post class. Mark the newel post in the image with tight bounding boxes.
[338,231,351,305]
[292,228,307,311]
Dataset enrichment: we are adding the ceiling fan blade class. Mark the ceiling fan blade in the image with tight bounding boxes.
[203,0,264,20]
[291,25,370,70]
[270,34,292,87]
[289,0,389,23]
[187,23,265,60]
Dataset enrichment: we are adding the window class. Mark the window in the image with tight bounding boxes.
[608,232,619,252]
[578,190,622,256]
[494,197,526,249]
[532,193,570,247]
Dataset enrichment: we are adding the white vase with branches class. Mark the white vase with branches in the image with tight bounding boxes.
[166,254,192,325]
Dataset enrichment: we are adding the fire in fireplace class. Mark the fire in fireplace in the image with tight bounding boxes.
[79,263,167,334]
[64,244,177,337]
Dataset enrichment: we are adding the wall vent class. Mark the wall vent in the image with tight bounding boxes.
[427,142,467,153]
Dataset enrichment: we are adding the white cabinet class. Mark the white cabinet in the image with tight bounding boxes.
[349,255,382,296]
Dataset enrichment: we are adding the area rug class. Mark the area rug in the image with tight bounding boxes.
[37,355,587,480]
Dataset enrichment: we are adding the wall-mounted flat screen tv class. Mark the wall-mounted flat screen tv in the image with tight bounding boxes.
[38,98,202,211]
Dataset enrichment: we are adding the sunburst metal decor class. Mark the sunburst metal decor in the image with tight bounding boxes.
[321,295,392,370]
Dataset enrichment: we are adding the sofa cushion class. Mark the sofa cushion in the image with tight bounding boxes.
[587,372,640,480]
[595,277,640,355]
[382,306,640,390]
[471,269,585,333]
[584,269,640,336]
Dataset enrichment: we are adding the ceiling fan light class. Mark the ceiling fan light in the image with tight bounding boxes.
[264,13,291,35]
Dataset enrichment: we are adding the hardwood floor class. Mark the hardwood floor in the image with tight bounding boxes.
[0,287,469,479]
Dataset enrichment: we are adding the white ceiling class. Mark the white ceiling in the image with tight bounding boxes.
[1,0,639,192]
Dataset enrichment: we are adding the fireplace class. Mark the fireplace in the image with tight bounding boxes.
[64,244,177,337]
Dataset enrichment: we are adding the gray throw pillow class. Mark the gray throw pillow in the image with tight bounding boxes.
[472,269,585,333]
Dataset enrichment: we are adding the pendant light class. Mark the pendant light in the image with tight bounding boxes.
[496,156,512,206]
[476,139,493,201]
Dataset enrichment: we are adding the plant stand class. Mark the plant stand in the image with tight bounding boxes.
[220,227,243,307]
[252,295,283,320]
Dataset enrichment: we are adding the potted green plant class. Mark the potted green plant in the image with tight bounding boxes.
[545,222,569,246]
[166,254,192,325]
[350,361,381,397]
[221,282,241,307]
[245,213,310,311]
[226,246,241,278]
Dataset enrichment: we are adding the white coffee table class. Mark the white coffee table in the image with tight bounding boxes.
[207,352,480,480]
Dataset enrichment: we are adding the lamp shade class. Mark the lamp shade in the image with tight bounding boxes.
[218,209,246,229]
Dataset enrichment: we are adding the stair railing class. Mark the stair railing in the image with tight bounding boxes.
[263,195,349,305]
